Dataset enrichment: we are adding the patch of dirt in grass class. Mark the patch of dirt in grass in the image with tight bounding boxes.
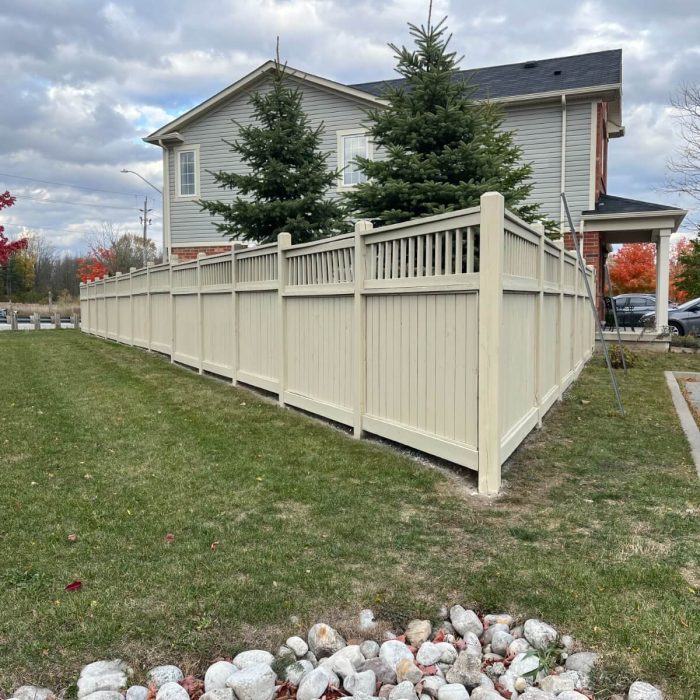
[680,566,700,590]
[612,536,672,561]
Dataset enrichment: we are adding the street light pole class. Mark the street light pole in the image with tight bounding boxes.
[120,170,162,267]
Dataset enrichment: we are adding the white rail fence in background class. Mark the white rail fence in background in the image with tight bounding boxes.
[80,192,595,494]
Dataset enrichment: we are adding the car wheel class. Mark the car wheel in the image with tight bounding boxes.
[669,321,683,336]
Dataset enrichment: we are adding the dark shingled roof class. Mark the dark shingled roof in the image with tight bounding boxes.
[583,194,685,216]
[349,49,622,100]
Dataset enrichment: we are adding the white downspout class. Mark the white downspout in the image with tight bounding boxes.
[158,139,171,262]
[560,94,567,235]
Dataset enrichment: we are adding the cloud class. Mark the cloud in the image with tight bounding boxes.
[0,0,697,255]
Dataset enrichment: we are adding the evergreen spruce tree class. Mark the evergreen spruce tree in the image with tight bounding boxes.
[200,61,348,244]
[344,19,544,228]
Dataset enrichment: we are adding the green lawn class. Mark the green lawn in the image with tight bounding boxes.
[1,331,699,698]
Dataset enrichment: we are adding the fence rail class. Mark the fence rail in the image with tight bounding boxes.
[80,192,595,494]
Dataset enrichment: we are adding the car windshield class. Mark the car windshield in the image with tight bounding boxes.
[677,297,700,311]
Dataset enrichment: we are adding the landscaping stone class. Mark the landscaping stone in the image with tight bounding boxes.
[148,666,184,689]
[395,659,422,684]
[509,652,541,679]
[225,663,276,700]
[444,651,481,688]
[565,651,598,684]
[523,619,558,650]
[13,690,55,700]
[360,640,380,659]
[519,690,557,700]
[462,631,482,657]
[405,620,432,647]
[539,672,577,695]
[627,681,664,700]
[78,693,124,700]
[344,670,377,696]
[204,661,237,692]
[379,640,414,671]
[360,609,377,631]
[421,676,446,698]
[286,635,309,658]
[308,623,346,658]
[470,689,504,700]
[359,657,397,685]
[490,629,513,657]
[434,642,457,665]
[436,684,468,700]
[155,683,189,700]
[125,686,148,700]
[296,667,330,700]
[285,660,314,686]
[555,692,589,700]
[232,649,275,669]
[78,672,127,698]
[388,681,418,700]
[482,622,508,645]
[484,613,514,627]
[449,605,483,638]
[508,637,531,656]
[416,642,441,666]
[199,690,233,700]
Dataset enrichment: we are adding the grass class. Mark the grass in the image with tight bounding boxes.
[1,332,699,698]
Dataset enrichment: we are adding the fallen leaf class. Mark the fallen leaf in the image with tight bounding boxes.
[210,541,220,551]
[84,473,92,480]
[67,533,78,542]
[580,399,590,405]
[65,580,82,592]
[164,532,175,544]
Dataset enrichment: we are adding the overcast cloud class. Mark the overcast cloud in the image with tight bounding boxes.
[0,0,698,254]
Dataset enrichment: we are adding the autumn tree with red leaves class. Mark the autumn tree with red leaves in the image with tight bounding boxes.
[0,191,28,265]
[608,239,693,302]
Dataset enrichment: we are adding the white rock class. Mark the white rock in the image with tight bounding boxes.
[478,673,495,690]
[627,681,664,700]
[297,667,330,700]
[80,661,129,679]
[225,663,276,700]
[308,623,346,658]
[379,640,414,671]
[395,658,422,684]
[360,609,377,631]
[287,635,309,658]
[321,645,365,673]
[155,683,189,700]
[416,642,442,666]
[79,693,124,700]
[285,660,314,686]
[509,652,540,679]
[469,689,504,700]
[204,661,238,692]
[199,690,234,700]
[148,666,184,689]
[515,676,529,692]
[463,631,482,657]
[560,635,575,653]
[555,692,589,700]
[434,642,458,665]
[78,673,127,698]
[483,623,509,645]
[126,686,149,700]
[437,684,469,700]
[389,681,418,700]
[508,638,532,656]
[405,620,432,647]
[317,665,340,688]
[483,614,514,627]
[449,606,483,638]
[421,676,446,698]
[360,640,380,659]
[233,649,275,670]
[489,630,512,657]
[538,671,581,693]
[13,688,54,700]
[518,690,557,700]
[564,652,598,683]
[344,670,376,696]
[523,620,558,651]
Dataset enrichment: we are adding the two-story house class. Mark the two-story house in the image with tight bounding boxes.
[144,48,686,328]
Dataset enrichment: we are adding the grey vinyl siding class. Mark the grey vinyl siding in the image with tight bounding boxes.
[168,76,373,246]
[166,79,594,245]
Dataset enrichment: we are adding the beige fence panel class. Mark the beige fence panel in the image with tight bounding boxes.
[79,192,595,495]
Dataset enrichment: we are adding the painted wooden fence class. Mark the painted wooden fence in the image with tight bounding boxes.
[80,192,595,494]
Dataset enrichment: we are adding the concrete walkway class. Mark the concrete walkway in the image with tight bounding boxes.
[665,371,700,480]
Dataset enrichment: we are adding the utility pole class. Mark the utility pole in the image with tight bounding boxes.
[139,196,153,266]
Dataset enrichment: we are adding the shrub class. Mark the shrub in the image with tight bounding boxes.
[607,345,636,368]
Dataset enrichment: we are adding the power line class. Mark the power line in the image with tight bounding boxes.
[3,221,160,235]
[0,172,162,199]
[14,194,146,212]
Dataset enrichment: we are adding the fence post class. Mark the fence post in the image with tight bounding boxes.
[169,262,176,363]
[555,240,565,400]
[533,222,545,428]
[129,267,136,346]
[231,245,240,386]
[115,271,123,341]
[197,252,205,374]
[353,220,372,438]
[146,262,153,352]
[102,277,108,340]
[33,312,40,330]
[53,312,61,330]
[277,232,292,406]
[10,310,18,331]
[73,314,80,329]
[477,192,505,496]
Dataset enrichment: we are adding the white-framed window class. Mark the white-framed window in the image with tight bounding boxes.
[337,129,372,190]
[175,144,200,198]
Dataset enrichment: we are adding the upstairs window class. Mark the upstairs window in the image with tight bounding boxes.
[337,130,371,189]
[176,146,199,197]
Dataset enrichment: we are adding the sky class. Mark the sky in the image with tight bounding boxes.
[1,0,698,256]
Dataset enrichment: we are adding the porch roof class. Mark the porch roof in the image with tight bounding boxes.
[581,193,687,244]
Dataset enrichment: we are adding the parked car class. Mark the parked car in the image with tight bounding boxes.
[639,297,700,336]
[611,294,659,328]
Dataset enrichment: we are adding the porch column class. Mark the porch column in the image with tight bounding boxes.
[655,229,672,332]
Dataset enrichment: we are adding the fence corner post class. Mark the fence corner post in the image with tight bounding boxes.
[33,312,40,331]
[277,232,292,406]
[477,192,505,496]
[146,262,154,352]
[197,252,205,374]
[353,220,372,438]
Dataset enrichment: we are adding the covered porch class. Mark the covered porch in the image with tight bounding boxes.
[580,194,687,345]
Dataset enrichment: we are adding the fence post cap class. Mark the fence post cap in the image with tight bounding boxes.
[147,262,155,267]
[354,219,373,233]
[116,271,122,276]
[197,252,206,259]
[277,231,292,248]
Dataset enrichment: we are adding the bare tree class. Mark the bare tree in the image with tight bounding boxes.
[87,222,160,274]
[668,84,700,202]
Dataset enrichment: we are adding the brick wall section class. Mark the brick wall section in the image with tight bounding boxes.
[564,230,604,315]
[171,245,232,262]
